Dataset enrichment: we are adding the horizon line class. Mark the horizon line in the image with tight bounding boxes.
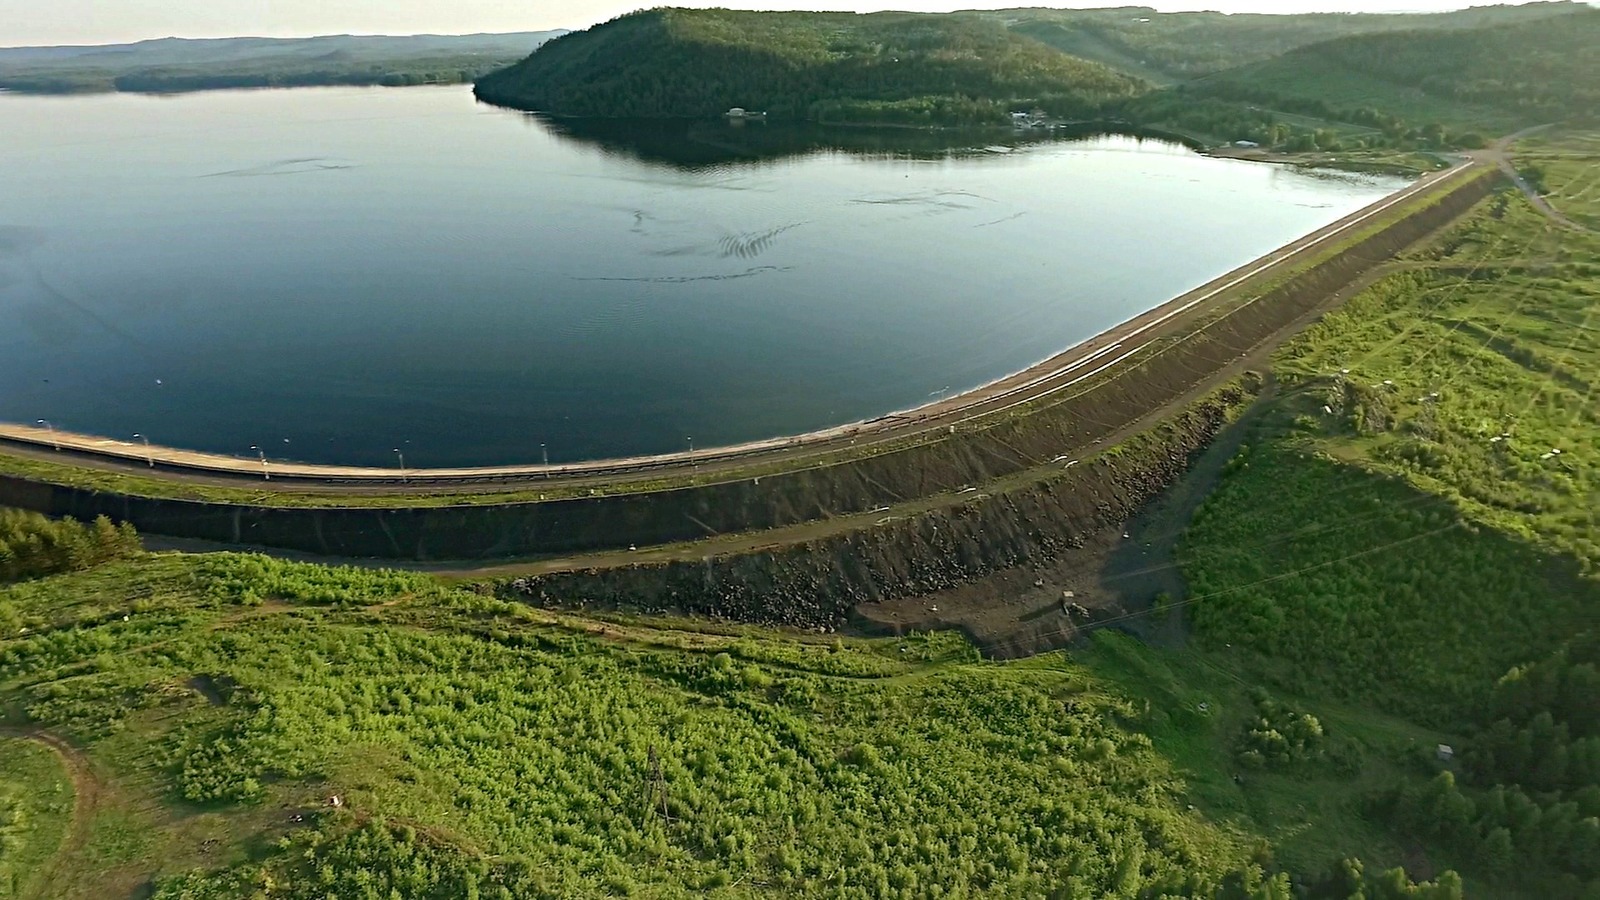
[5,1,1589,52]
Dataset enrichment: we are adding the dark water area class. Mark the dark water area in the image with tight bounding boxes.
[0,86,1407,467]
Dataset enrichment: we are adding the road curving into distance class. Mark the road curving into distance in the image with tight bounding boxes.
[0,155,1483,495]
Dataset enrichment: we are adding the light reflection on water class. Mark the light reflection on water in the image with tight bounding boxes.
[0,86,1408,466]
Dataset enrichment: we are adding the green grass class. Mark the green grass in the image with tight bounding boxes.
[0,737,74,898]
[1077,632,1462,879]
[1181,443,1594,725]
[2,553,1260,898]
[1150,135,1600,897]
[1271,194,1600,570]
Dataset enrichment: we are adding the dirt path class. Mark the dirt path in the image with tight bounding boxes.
[1096,378,1276,649]
[0,727,100,900]
[1480,124,1594,234]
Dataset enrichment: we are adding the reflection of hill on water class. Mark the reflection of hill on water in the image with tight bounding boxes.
[499,112,1173,170]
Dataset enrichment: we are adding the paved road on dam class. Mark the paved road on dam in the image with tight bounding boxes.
[0,156,1483,494]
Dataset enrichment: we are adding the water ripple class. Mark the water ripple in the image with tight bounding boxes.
[570,265,792,284]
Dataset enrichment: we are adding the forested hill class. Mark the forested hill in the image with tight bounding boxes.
[1000,1,1589,83]
[0,31,566,93]
[1192,8,1600,130]
[472,9,1146,125]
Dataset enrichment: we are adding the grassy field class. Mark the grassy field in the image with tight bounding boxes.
[2,553,1270,898]
[1155,131,1600,896]
[0,539,1494,897]
[1273,160,1600,570]
[0,737,74,898]
[1078,632,1464,879]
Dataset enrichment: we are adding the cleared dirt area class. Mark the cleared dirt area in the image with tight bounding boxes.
[855,389,1268,656]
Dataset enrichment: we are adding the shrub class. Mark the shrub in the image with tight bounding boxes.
[0,508,140,583]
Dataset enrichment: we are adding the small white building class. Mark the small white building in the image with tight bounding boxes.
[1234,140,1261,148]
[726,107,748,118]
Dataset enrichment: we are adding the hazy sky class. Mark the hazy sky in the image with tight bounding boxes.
[0,0,1561,47]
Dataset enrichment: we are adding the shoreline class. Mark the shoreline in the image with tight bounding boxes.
[0,156,1482,491]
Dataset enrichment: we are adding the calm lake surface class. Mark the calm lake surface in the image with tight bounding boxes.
[0,86,1408,466]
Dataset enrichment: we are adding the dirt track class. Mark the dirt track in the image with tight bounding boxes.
[0,727,100,900]
[1480,125,1595,234]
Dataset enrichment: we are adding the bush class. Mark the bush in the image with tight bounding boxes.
[194,554,435,607]
[0,508,140,583]
[1234,689,1327,769]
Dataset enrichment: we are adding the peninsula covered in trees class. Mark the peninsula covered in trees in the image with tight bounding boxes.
[476,10,1145,126]
[475,4,1598,148]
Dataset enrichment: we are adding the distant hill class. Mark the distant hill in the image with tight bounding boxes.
[473,9,1145,125]
[0,31,566,93]
[1191,8,1600,132]
[996,2,1588,82]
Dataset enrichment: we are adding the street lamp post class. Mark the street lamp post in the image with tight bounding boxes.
[133,433,153,467]
[36,419,58,451]
[249,445,270,481]
[687,436,696,473]
[394,448,407,483]
[541,442,549,478]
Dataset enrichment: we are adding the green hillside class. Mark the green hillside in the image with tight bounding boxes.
[472,4,1592,143]
[0,32,565,93]
[1173,128,1600,895]
[473,8,1146,125]
[0,535,1471,897]
[1192,8,1600,132]
[999,2,1588,82]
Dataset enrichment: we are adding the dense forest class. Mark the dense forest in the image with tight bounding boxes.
[472,4,1595,143]
[474,9,1145,125]
[1001,2,1587,82]
[1193,7,1600,131]
[0,508,140,585]
[0,32,563,94]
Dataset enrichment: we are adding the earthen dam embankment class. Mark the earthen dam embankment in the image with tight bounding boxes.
[0,165,1499,560]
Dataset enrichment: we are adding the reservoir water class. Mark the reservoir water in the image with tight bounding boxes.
[0,85,1408,466]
